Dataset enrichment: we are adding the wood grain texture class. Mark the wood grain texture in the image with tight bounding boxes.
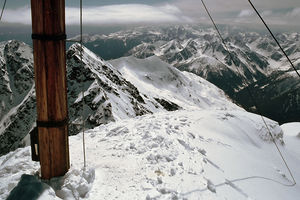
[31,0,69,180]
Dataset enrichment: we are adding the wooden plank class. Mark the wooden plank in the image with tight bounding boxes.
[50,126,69,176]
[31,0,69,179]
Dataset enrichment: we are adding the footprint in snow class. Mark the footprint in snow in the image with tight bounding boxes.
[225,179,250,199]
[207,179,216,193]
[188,132,196,139]
[203,158,224,172]
[177,139,194,151]
[179,118,188,122]
[274,167,289,180]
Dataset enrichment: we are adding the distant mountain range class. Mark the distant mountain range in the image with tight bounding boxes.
[71,25,300,123]
[1,25,299,155]
[0,39,237,156]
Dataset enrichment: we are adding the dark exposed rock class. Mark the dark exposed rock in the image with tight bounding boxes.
[154,98,180,111]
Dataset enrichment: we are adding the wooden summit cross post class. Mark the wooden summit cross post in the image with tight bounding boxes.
[31,0,70,179]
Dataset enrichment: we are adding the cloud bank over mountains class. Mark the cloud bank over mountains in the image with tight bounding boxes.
[1,0,299,29]
[1,4,192,25]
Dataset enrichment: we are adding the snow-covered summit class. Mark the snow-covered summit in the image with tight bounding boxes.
[110,55,239,111]
[0,40,240,155]
[1,110,299,200]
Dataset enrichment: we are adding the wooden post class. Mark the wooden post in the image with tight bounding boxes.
[31,0,70,179]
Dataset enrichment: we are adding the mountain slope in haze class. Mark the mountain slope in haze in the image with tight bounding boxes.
[234,70,300,123]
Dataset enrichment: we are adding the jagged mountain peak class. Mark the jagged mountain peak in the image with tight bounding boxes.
[0,40,34,114]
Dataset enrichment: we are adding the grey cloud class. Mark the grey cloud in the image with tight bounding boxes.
[172,0,300,29]
[238,10,255,18]
[1,0,299,30]
[68,4,193,25]
[288,7,300,17]
[1,4,193,25]
[1,7,31,24]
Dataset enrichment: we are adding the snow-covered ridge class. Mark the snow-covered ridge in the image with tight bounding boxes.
[1,110,299,199]
[110,55,239,111]
[0,40,239,155]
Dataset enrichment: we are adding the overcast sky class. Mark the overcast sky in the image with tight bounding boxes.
[1,0,300,30]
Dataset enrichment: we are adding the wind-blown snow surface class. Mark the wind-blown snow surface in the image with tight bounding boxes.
[1,110,300,200]
[110,55,239,111]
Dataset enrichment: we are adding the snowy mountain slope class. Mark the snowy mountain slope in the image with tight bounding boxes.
[234,70,300,123]
[0,41,156,154]
[66,43,239,134]
[0,40,36,156]
[1,110,299,200]
[110,56,239,111]
[0,41,151,154]
[248,32,300,70]
[281,122,300,137]
[66,43,155,134]
[0,40,34,115]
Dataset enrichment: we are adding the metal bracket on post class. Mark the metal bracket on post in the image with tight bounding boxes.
[37,117,69,128]
[30,127,40,161]
[31,34,67,41]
